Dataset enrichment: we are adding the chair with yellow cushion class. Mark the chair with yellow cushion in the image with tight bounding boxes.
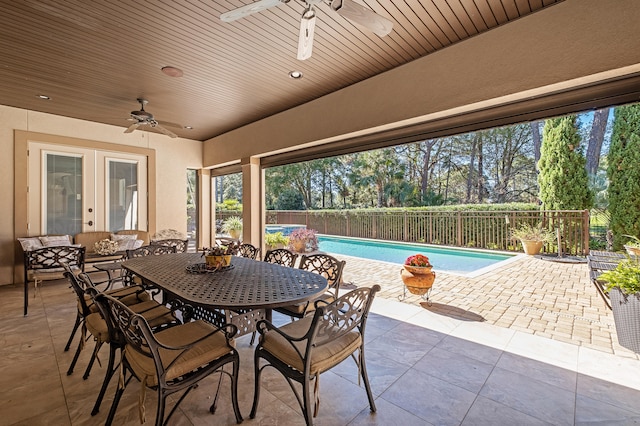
[275,254,346,319]
[250,285,380,425]
[96,293,243,425]
[66,269,182,416]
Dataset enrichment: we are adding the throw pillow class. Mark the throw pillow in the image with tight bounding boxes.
[18,237,44,251]
[111,233,138,251]
[39,235,72,246]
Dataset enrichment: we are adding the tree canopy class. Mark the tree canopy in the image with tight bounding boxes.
[538,115,593,210]
[607,104,640,248]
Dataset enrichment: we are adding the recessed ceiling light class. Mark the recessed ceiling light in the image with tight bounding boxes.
[36,94,51,100]
[288,70,303,79]
[161,66,183,77]
[184,126,193,130]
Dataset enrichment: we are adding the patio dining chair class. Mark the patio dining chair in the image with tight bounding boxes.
[263,248,298,267]
[62,262,151,356]
[64,269,182,415]
[250,285,380,425]
[275,253,346,319]
[125,245,177,290]
[238,242,260,260]
[96,293,243,425]
[22,244,85,315]
[151,238,189,253]
[126,244,177,258]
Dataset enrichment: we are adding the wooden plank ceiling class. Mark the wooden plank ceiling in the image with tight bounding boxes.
[0,0,562,141]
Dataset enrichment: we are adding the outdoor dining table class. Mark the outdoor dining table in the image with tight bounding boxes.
[120,252,328,334]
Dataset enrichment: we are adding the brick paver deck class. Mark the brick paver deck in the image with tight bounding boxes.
[337,252,640,360]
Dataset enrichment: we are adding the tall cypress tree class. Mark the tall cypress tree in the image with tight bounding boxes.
[607,104,640,248]
[538,115,593,210]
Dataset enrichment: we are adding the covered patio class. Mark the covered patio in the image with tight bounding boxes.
[2,254,639,425]
[2,1,640,425]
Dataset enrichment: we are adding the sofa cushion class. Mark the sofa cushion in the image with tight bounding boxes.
[75,232,112,253]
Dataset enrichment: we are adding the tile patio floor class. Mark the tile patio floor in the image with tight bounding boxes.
[1,254,640,425]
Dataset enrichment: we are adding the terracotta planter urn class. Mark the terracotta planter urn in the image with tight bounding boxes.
[520,239,543,255]
[291,240,306,253]
[401,266,436,296]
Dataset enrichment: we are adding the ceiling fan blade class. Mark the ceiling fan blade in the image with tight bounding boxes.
[330,0,393,37]
[124,123,140,133]
[297,8,316,60]
[220,0,285,22]
[155,124,178,138]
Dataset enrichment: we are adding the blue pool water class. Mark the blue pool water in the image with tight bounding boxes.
[265,224,306,236]
[318,236,514,274]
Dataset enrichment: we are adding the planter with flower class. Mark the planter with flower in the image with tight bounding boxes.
[401,254,436,298]
[288,228,319,253]
[201,242,239,270]
[600,257,640,353]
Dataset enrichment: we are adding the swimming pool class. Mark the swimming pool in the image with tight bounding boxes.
[265,224,306,236]
[318,235,516,275]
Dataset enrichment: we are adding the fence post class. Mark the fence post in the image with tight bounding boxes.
[373,213,377,239]
[403,211,408,241]
[583,209,590,255]
[457,211,462,246]
[346,212,350,237]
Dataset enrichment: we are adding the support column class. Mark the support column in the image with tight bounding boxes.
[241,157,262,246]
[198,169,212,249]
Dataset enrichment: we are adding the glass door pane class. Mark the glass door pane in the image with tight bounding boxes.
[107,160,139,231]
[45,153,83,235]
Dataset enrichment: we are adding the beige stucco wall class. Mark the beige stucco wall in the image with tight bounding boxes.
[203,0,640,166]
[1,105,203,285]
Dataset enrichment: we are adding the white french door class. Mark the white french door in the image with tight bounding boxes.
[27,142,148,236]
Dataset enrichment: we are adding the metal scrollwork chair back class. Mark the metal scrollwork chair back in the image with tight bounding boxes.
[250,285,381,425]
[238,243,261,260]
[275,253,346,319]
[151,238,189,253]
[126,244,177,258]
[263,248,298,267]
[23,245,85,315]
[125,245,177,289]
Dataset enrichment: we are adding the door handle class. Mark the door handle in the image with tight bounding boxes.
[85,220,94,226]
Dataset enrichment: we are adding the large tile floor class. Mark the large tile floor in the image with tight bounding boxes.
[2,256,640,425]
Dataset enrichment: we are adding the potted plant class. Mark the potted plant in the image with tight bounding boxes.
[401,254,436,296]
[265,231,289,251]
[221,216,243,240]
[201,242,239,270]
[623,235,640,257]
[600,257,640,353]
[288,228,318,253]
[510,222,555,255]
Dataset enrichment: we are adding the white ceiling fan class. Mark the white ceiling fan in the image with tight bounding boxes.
[220,0,393,60]
[125,98,178,138]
